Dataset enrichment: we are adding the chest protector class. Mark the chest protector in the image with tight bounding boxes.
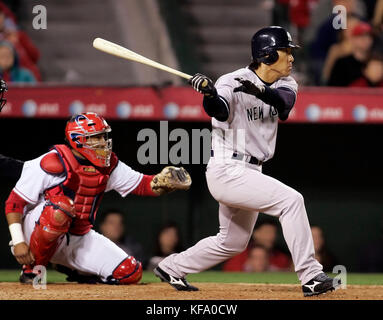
[45,144,118,235]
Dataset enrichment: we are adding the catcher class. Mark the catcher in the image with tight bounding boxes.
[5,112,191,285]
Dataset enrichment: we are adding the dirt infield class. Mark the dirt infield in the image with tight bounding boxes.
[0,282,382,300]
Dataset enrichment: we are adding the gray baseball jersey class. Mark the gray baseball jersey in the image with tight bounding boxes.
[212,67,298,161]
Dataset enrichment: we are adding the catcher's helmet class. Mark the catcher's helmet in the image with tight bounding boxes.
[251,26,300,65]
[65,112,112,167]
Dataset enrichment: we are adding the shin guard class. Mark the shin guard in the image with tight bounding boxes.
[108,256,143,285]
[29,195,75,266]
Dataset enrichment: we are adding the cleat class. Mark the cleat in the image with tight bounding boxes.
[19,265,37,284]
[154,267,199,291]
[302,272,341,297]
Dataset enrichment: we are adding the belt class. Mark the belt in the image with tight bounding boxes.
[211,150,263,166]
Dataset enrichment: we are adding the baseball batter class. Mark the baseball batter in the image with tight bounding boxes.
[155,26,339,297]
[5,112,191,285]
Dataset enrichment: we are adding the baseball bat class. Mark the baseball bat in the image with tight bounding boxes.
[93,38,193,81]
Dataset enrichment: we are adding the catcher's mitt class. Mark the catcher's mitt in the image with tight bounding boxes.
[151,166,191,195]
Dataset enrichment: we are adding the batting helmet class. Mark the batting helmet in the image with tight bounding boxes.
[251,26,300,65]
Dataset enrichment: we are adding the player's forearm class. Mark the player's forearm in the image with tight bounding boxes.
[6,212,23,225]
[202,95,230,122]
[188,73,230,121]
[257,87,296,121]
[131,174,158,196]
[5,191,29,245]
[6,212,26,245]
[7,211,34,265]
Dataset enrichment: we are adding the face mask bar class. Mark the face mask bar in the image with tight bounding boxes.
[83,130,112,166]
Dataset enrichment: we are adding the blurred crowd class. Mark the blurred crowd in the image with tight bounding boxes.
[273,0,383,87]
[0,0,381,87]
[0,1,40,83]
[222,220,338,273]
[101,210,383,273]
[223,220,293,273]
[96,209,350,274]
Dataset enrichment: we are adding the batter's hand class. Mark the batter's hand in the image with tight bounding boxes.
[189,73,217,97]
[13,242,35,265]
[234,77,265,96]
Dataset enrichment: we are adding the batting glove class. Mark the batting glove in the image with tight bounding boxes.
[189,73,217,97]
[234,77,265,96]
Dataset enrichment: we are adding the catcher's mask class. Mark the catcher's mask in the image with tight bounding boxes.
[65,112,112,167]
[0,79,8,112]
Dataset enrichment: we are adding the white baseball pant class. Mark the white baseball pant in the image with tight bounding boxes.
[159,157,323,285]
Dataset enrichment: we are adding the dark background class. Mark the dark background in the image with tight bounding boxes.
[1,118,382,272]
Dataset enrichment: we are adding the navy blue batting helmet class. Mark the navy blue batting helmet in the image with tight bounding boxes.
[251,26,300,65]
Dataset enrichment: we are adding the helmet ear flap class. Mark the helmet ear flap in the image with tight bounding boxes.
[258,50,279,65]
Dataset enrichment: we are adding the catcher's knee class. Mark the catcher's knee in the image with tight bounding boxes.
[39,195,75,233]
[107,256,143,285]
[30,196,75,266]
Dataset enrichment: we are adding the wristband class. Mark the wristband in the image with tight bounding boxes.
[9,223,25,246]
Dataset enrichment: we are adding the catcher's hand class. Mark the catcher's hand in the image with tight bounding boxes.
[151,166,192,195]
[189,73,217,97]
[12,242,35,265]
[233,77,265,96]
